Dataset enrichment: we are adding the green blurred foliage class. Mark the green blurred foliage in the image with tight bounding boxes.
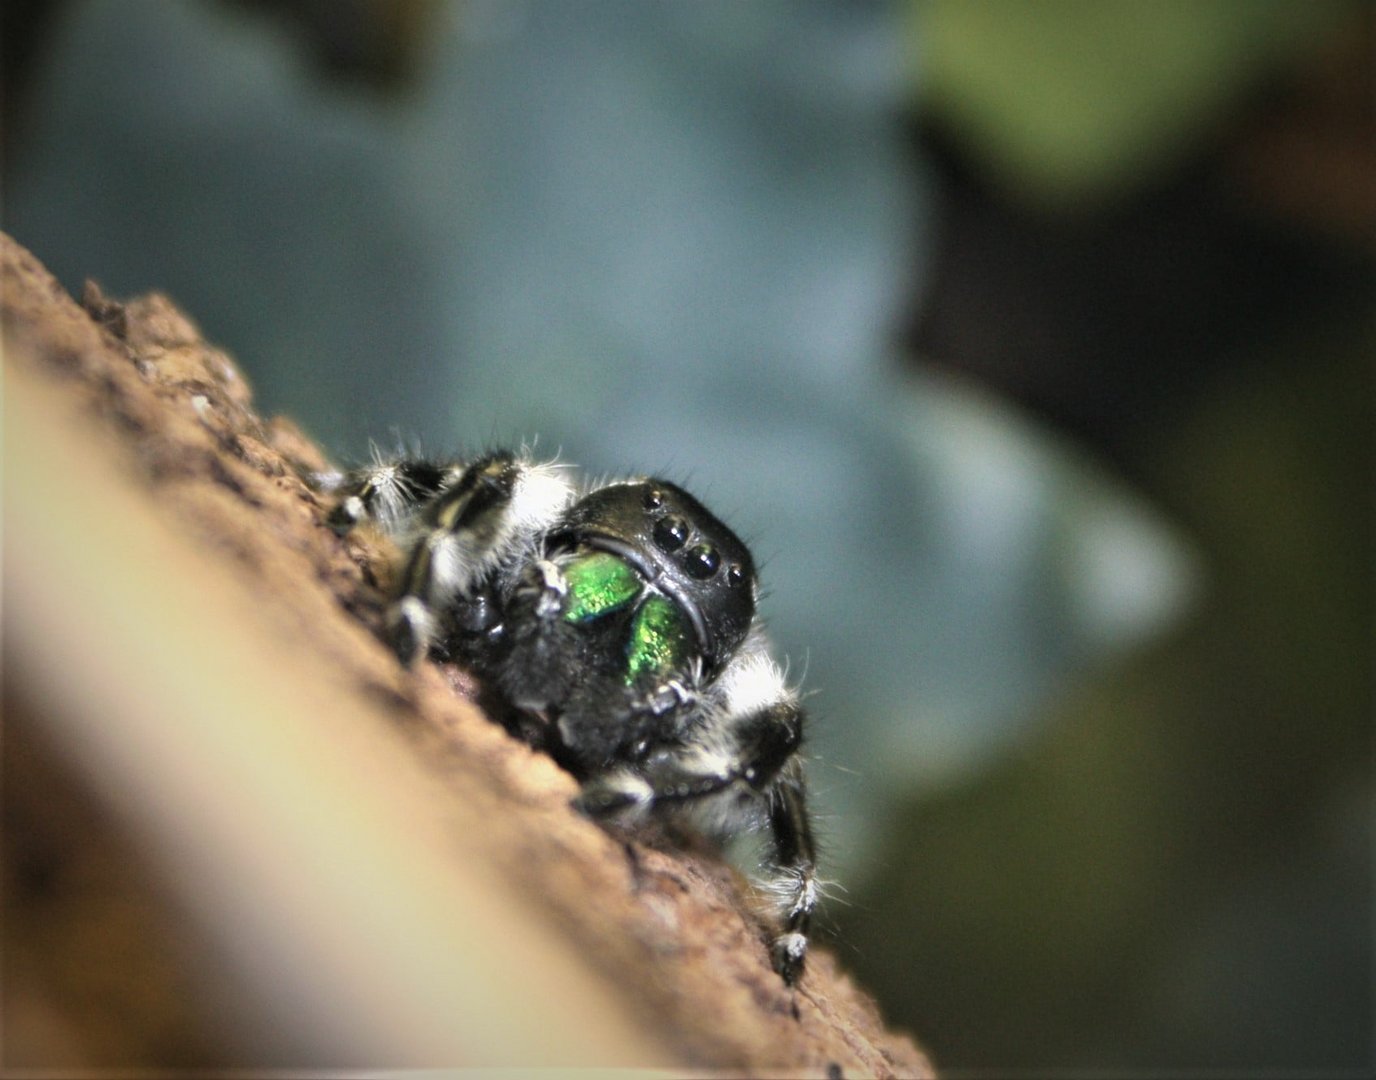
[912,0,1358,206]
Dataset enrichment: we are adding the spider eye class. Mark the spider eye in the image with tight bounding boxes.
[642,488,665,510]
[726,562,746,588]
[684,543,720,579]
[654,514,689,552]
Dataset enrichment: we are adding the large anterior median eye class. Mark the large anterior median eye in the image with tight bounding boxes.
[562,550,641,622]
[625,595,690,684]
[653,514,689,552]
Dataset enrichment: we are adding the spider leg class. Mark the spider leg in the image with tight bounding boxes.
[321,457,464,535]
[575,646,818,984]
[497,555,585,712]
[387,451,574,664]
[762,755,817,984]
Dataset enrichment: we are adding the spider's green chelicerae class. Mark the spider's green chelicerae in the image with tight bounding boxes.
[322,449,818,984]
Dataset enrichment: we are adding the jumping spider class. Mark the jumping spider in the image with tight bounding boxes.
[321,449,818,984]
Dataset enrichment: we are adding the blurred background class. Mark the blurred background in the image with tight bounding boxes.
[4,0,1371,1071]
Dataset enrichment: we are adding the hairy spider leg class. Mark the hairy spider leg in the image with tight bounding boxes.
[764,755,818,984]
[387,452,575,663]
[575,644,818,984]
[324,458,466,534]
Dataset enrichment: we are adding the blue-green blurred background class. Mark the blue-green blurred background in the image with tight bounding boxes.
[5,1,1371,1070]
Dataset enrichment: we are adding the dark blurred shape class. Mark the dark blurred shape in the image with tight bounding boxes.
[4,704,228,1068]
[2,0,442,191]
[908,6,1374,487]
[1,0,70,155]
[910,121,1372,492]
[1224,10,1376,249]
[223,0,442,89]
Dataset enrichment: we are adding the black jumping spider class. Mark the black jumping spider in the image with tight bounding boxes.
[321,449,818,983]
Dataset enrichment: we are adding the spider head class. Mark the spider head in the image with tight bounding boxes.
[553,480,756,672]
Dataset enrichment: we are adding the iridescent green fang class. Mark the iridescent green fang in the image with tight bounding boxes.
[625,594,690,684]
[562,550,642,623]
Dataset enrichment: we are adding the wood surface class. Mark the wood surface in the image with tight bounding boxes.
[1,231,932,1076]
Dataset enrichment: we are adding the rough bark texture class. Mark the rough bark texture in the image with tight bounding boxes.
[1,232,932,1076]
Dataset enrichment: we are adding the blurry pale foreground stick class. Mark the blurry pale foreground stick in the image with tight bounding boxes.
[0,232,931,1076]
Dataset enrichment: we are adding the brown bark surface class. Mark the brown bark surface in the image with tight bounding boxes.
[1,231,932,1076]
